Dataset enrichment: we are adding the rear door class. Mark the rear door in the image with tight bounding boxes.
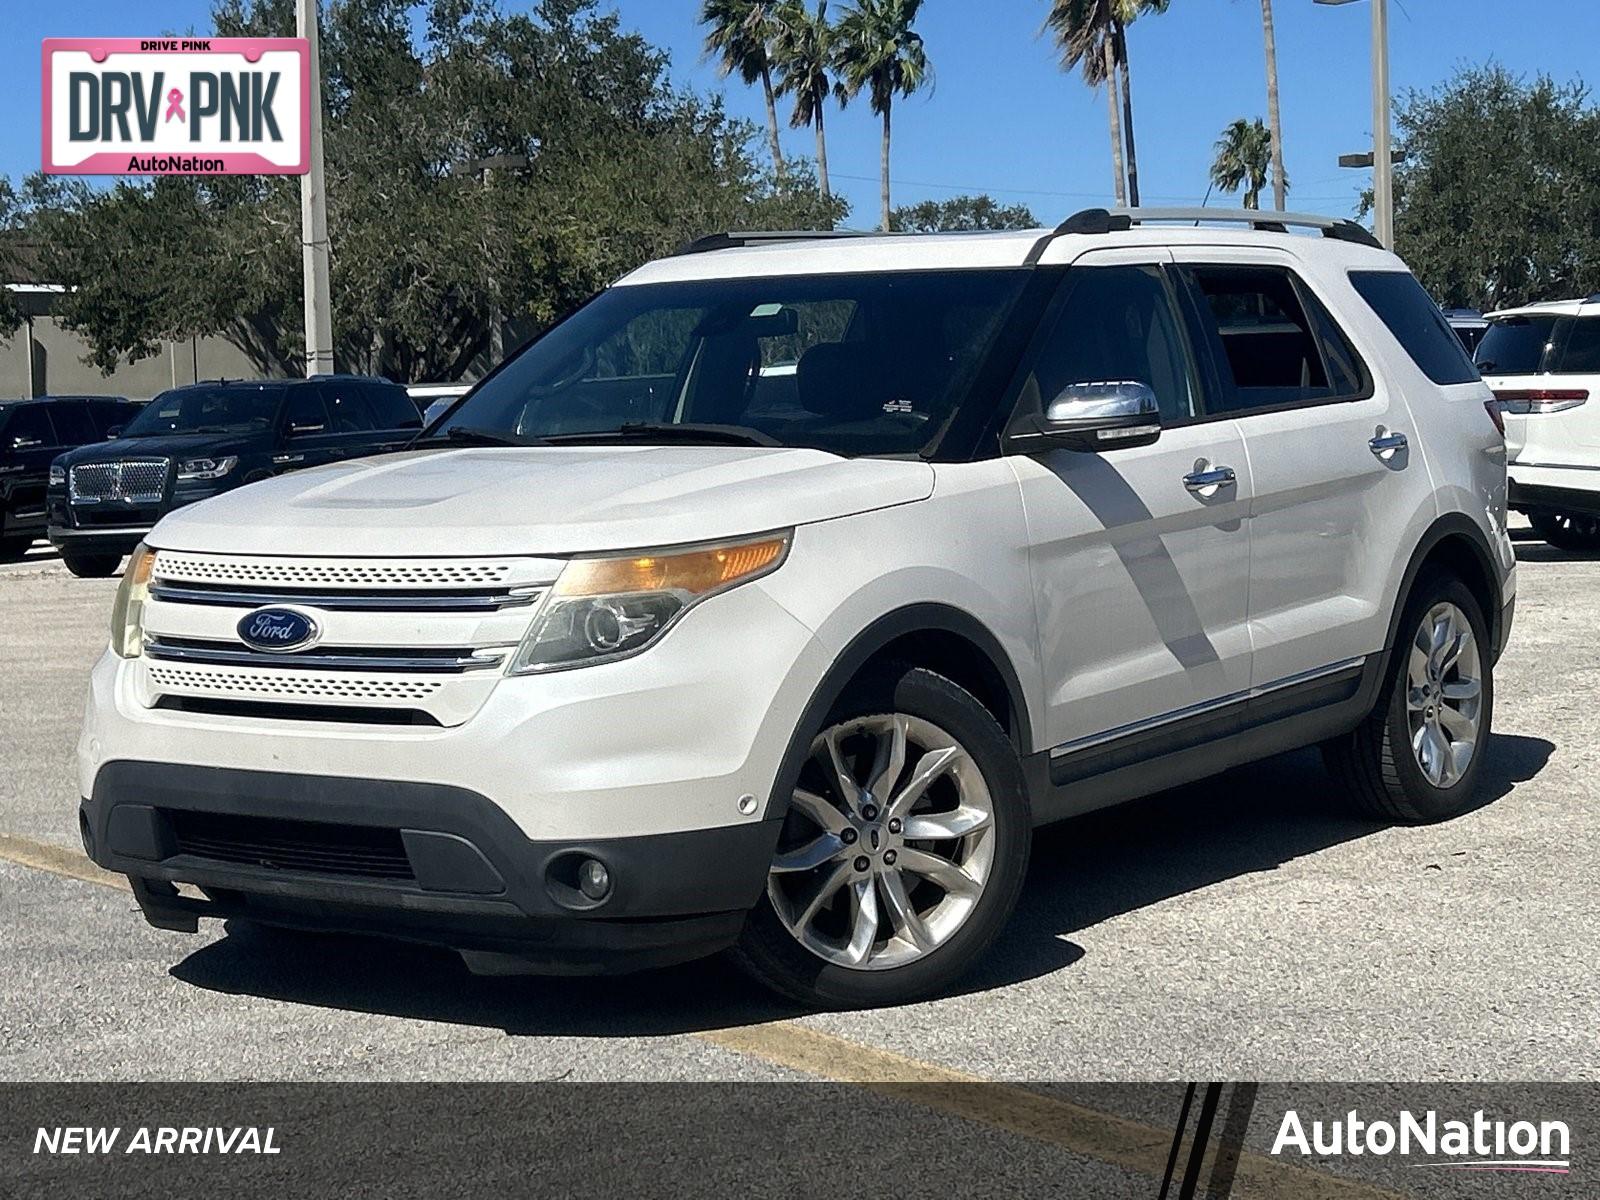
[1008,248,1255,752]
[1172,248,1431,689]
[0,405,64,531]
[273,387,340,472]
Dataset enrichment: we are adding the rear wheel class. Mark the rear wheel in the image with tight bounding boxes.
[0,536,31,562]
[1528,510,1600,552]
[61,552,123,578]
[1323,571,1492,822]
[733,665,1030,1009]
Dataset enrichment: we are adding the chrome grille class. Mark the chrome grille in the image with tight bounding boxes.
[70,459,170,504]
[152,552,525,589]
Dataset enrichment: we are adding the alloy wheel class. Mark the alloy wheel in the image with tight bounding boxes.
[767,713,996,971]
[1405,601,1483,789]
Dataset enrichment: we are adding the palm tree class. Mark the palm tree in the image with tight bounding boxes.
[1111,0,1170,209]
[701,0,789,180]
[1210,117,1280,210]
[773,1,844,201]
[834,0,932,231]
[1259,0,1286,209]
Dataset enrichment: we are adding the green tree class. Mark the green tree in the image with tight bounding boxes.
[0,175,90,336]
[835,0,932,231]
[1044,0,1169,207]
[1209,117,1275,210]
[1382,65,1600,310]
[701,0,790,180]
[1258,0,1286,210]
[889,194,1038,232]
[773,0,843,201]
[34,0,844,380]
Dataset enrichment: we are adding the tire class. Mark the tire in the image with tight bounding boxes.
[61,552,123,579]
[1528,510,1600,552]
[732,664,1031,1009]
[1323,570,1493,822]
[0,536,31,562]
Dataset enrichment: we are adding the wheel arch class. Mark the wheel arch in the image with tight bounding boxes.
[1382,513,1506,673]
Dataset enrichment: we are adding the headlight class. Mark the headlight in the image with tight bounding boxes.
[176,456,238,481]
[49,464,66,487]
[109,544,155,658]
[509,531,791,674]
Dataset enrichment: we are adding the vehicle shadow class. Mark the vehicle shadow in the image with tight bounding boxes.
[1513,540,1600,564]
[167,734,1553,1034]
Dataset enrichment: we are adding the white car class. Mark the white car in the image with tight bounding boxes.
[77,210,1515,1008]
[405,382,471,428]
[1477,296,1600,550]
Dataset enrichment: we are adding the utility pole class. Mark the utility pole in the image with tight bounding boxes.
[1315,0,1395,249]
[298,0,334,375]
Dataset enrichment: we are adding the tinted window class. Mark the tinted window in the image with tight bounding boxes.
[319,381,378,433]
[1026,266,1198,423]
[1349,271,1479,384]
[1187,265,1365,412]
[124,385,286,436]
[1556,319,1600,374]
[444,271,1030,457]
[88,401,133,436]
[3,405,57,449]
[282,389,330,434]
[49,401,96,444]
[365,383,423,429]
[1475,316,1558,375]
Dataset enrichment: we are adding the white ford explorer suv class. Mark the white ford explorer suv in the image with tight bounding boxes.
[78,209,1515,1008]
[1476,296,1600,550]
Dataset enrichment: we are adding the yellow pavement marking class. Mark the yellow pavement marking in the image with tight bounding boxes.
[0,834,1399,1199]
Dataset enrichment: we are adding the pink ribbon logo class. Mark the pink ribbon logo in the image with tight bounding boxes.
[164,88,185,123]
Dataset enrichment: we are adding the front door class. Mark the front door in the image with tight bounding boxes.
[1008,249,1254,754]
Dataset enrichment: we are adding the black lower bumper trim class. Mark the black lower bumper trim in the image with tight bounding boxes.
[1508,478,1600,517]
[85,761,782,973]
[48,524,151,555]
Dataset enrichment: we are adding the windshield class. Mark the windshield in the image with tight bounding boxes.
[123,385,287,437]
[438,270,1030,457]
[1475,316,1559,375]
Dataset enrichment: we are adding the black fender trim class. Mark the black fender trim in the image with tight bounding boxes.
[764,603,1033,820]
[1380,513,1508,668]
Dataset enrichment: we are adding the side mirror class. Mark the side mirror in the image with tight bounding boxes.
[1029,381,1162,452]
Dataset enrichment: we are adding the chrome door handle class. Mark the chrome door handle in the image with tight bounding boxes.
[1369,430,1408,456]
[1183,465,1236,493]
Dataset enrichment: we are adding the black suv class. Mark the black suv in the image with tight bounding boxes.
[2,395,140,562]
[48,376,421,577]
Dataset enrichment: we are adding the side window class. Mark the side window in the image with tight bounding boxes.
[4,405,58,449]
[319,382,378,433]
[1556,319,1600,375]
[1348,270,1479,385]
[365,383,423,430]
[88,401,129,436]
[282,389,330,435]
[1186,265,1364,412]
[1025,265,1199,424]
[50,402,97,445]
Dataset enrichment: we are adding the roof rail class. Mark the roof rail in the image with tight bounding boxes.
[1025,206,1384,263]
[673,230,886,256]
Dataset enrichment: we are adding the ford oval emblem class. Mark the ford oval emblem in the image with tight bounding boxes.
[237,607,319,653]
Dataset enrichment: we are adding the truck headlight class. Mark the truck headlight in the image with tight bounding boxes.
[509,531,790,674]
[109,544,155,658]
[176,456,238,481]
[49,464,66,487]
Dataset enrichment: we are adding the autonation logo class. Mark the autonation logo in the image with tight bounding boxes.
[1272,1108,1571,1175]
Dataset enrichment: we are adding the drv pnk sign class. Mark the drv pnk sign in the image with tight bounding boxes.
[43,38,309,175]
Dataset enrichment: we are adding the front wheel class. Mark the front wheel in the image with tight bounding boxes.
[733,665,1030,1009]
[1323,571,1493,822]
[61,552,123,578]
[1528,510,1600,552]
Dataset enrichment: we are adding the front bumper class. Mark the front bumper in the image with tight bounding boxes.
[47,522,152,557]
[81,760,783,974]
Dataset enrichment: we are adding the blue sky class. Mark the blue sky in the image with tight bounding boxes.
[7,0,1599,227]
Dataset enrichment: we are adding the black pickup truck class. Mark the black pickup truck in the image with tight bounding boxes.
[48,376,421,576]
[2,395,140,562]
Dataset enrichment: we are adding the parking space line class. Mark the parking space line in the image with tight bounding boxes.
[0,834,1398,1199]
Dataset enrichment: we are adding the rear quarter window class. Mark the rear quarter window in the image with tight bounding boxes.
[1348,271,1480,385]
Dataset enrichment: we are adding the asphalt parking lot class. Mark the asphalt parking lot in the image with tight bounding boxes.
[1,524,1596,1090]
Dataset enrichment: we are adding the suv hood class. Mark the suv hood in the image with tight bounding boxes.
[56,432,257,466]
[148,444,934,557]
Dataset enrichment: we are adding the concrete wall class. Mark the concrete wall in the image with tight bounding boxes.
[0,314,262,401]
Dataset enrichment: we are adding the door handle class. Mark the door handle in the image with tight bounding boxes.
[1183,465,1236,494]
[1369,430,1408,457]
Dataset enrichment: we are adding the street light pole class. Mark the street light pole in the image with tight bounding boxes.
[1316,0,1394,249]
[297,0,334,376]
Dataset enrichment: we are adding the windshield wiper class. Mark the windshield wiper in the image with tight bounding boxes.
[543,422,780,448]
[419,426,548,448]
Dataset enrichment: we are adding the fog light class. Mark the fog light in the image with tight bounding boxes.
[578,858,611,901]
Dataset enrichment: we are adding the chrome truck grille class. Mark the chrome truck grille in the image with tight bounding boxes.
[70,459,170,504]
[137,551,562,726]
